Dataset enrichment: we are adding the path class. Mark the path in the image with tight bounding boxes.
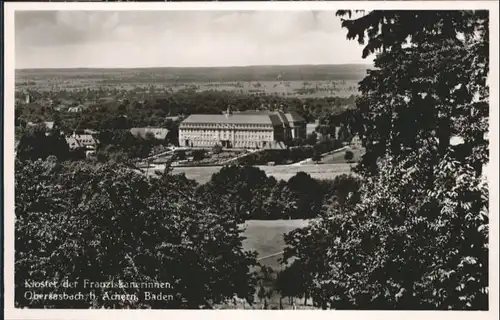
[257,251,285,261]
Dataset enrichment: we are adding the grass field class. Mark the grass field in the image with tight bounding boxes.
[171,163,354,184]
[220,219,314,310]
[300,147,365,165]
[241,219,310,270]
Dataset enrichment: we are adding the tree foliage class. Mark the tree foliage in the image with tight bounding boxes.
[16,125,75,161]
[199,166,359,221]
[344,150,354,162]
[283,10,489,310]
[15,159,258,308]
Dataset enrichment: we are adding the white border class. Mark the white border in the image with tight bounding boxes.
[3,1,499,320]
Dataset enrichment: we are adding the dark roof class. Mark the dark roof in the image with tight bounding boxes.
[284,111,305,123]
[275,111,290,126]
[181,114,280,126]
[181,109,305,127]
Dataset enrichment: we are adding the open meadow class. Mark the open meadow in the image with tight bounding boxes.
[241,219,310,270]
[220,219,314,310]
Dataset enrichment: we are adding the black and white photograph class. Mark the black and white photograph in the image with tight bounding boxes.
[3,0,498,317]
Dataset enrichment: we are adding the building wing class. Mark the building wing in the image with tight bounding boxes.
[284,111,305,123]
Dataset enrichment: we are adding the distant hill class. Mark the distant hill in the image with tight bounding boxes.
[16,64,372,83]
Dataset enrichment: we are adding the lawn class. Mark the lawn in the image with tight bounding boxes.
[240,219,310,269]
[216,219,315,309]
[319,147,365,164]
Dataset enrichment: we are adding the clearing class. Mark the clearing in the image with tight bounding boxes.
[240,219,310,270]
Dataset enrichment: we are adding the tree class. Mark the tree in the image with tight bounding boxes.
[286,172,325,219]
[283,10,489,310]
[212,143,223,155]
[337,124,353,143]
[15,159,258,309]
[200,165,275,221]
[276,261,307,305]
[320,174,362,206]
[258,286,267,303]
[336,10,488,176]
[192,149,206,162]
[344,150,354,162]
[311,148,322,164]
[262,180,297,220]
[176,149,187,161]
[16,125,70,161]
[306,132,318,146]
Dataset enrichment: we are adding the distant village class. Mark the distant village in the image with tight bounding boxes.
[15,90,363,166]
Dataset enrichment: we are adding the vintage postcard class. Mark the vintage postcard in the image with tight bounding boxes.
[3,1,499,320]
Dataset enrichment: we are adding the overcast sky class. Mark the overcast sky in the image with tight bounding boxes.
[15,10,374,69]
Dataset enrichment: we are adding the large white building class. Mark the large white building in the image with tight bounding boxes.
[178,107,306,149]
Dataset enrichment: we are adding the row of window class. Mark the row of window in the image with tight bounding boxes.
[180,129,274,133]
[181,135,272,141]
[188,140,270,148]
[181,123,272,129]
[180,132,272,136]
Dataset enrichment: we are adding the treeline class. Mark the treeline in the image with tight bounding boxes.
[16,125,85,162]
[197,165,361,221]
[15,125,170,163]
[15,88,357,132]
[96,129,169,162]
[234,138,344,165]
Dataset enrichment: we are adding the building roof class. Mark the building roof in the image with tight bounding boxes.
[274,111,290,126]
[73,134,96,145]
[165,116,181,121]
[83,129,98,135]
[233,110,274,115]
[44,121,55,130]
[26,121,55,130]
[182,114,282,126]
[284,111,305,123]
[181,109,307,127]
[65,136,81,148]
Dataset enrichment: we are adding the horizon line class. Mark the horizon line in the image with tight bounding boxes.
[15,63,374,71]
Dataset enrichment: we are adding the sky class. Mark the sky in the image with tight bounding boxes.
[15,10,374,69]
